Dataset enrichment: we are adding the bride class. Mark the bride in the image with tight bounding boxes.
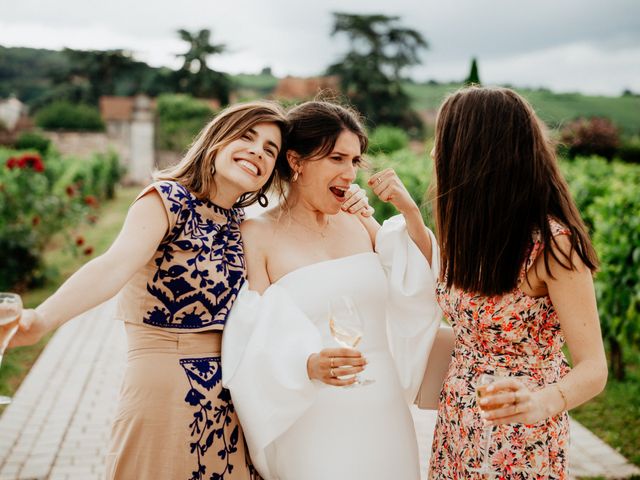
[221,100,441,479]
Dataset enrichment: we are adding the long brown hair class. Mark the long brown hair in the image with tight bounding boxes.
[434,86,598,296]
[155,100,287,208]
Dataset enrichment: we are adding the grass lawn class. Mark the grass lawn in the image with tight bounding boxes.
[0,185,139,414]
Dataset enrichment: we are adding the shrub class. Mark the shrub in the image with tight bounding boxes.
[368,126,410,155]
[14,131,52,155]
[618,136,640,164]
[589,165,640,380]
[560,117,620,160]
[0,147,123,290]
[156,94,215,151]
[35,101,105,131]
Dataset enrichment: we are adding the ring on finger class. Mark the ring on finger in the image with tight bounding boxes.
[330,368,335,377]
[513,391,519,405]
[376,177,382,184]
[330,357,334,368]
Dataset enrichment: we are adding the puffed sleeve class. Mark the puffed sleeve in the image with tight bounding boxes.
[221,283,323,478]
[375,214,442,404]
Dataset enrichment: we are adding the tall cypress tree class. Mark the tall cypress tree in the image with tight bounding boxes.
[465,57,481,86]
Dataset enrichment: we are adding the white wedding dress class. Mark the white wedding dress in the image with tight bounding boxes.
[221,216,441,480]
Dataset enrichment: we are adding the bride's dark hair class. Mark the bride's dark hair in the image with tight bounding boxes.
[277,100,368,186]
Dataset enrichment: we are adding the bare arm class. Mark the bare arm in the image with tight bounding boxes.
[240,218,272,295]
[482,235,608,424]
[11,191,169,346]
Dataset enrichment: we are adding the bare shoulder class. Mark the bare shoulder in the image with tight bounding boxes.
[240,212,278,249]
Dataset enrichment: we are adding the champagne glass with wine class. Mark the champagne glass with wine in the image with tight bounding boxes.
[328,296,374,387]
[468,373,499,476]
[0,293,23,405]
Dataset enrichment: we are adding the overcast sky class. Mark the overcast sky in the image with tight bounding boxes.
[2,0,639,96]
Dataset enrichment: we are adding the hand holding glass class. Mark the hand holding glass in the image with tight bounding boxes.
[0,293,23,405]
[328,296,374,387]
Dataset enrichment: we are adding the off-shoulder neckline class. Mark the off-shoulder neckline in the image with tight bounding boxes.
[273,251,377,286]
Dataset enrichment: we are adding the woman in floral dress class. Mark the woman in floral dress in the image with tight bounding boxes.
[427,87,608,479]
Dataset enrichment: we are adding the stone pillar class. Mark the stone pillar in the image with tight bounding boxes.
[129,95,155,184]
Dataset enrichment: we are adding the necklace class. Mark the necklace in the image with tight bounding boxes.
[288,212,331,238]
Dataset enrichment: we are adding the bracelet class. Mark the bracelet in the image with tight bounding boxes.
[555,384,568,412]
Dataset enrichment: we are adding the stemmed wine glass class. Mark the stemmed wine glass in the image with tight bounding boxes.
[328,296,374,387]
[468,373,499,476]
[0,293,23,405]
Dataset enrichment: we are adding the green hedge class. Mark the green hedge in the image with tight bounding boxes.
[34,101,105,131]
[156,94,215,152]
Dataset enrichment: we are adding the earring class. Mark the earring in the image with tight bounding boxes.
[211,163,216,176]
[292,171,299,182]
[258,193,269,207]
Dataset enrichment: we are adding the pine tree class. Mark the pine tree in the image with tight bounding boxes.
[465,57,481,86]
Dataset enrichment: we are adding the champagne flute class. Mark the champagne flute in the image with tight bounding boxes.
[328,296,374,387]
[0,293,23,405]
[468,373,499,476]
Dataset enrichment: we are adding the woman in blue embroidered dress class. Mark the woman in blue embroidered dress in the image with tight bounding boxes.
[9,100,366,480]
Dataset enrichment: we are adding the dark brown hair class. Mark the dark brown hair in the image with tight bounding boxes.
[155,100,287,208]
[434,86,598,296]
[277,100,368,184]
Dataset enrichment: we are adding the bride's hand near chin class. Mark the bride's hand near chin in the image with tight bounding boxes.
[307,348,367,387]
[341,184,374,217]
[368,168,434,266]
[367,168,418,216]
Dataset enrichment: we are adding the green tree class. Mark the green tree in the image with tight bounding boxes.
[327,13,428,133]
[465,57,481,85]
[176,29,231,104]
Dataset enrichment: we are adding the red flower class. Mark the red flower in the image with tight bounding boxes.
[32,216,41,226]
[84,195,98,207]
[5,157,19,169]
[65,185,76,197]
[87,214,98,224]
[75,236,85,246]
[18,154,45,173]
[83,246,94,256]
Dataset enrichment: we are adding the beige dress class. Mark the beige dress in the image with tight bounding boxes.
[106,181,259,480]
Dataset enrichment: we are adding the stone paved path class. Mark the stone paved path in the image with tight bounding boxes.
[1,300,639,480]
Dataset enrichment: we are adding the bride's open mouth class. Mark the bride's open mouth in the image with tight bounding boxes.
[329,185,348,201]
[235,158,261,177]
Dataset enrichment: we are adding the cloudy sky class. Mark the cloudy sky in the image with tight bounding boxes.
[1,0,639,96]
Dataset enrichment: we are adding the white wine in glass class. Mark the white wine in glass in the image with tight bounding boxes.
[328,296,374,387]
[0,293,23,405]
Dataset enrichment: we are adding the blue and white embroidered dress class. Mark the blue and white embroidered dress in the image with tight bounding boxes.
[107,181,259,480]
[222,216,442,480]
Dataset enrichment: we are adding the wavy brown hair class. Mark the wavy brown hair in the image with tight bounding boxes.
[155,100,287,208]
[434,86,598,296]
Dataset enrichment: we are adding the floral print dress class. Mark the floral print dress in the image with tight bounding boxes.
[429,221,571,479]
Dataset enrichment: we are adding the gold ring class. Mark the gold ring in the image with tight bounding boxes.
[376,177,382,184]
[330,368,335,377]
[513,391,519,405]
[330,357,334,368]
